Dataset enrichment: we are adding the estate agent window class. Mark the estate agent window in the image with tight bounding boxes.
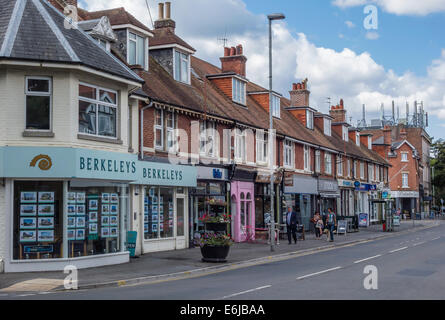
[25,77,52,131]
[79,83,118,138]
[144,187,175,240]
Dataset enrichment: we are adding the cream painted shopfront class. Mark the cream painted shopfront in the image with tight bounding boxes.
[0,146,196,273]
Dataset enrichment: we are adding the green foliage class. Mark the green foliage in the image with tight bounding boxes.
[431,139,445,205]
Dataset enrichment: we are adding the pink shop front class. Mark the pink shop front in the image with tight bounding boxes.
[230,169,256,243]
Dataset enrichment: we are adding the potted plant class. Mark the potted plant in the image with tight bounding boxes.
[200,213,231,232]
[199,233,233,262]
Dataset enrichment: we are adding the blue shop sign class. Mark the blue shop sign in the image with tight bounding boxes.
[354,182,377,191]
[0,146,197,187]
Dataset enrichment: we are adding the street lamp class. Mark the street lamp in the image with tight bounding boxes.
[268,13,285,252]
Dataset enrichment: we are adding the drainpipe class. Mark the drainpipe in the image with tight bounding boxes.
[139,99,154,160]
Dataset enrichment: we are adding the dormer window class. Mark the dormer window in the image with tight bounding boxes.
[174,50,190,84]
[324,118,331,136]
[271,95,280,118]
[232,78,246,105]
[342,126,349,142]
[306,110,314,129]
[368,136,372,149]
[128,32,147,70]
[356,132,360,146]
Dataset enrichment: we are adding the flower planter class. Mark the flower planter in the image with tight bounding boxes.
[205,222,228,232]
[201,245,230,263]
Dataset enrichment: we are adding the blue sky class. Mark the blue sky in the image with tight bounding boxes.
[79,0,445,140]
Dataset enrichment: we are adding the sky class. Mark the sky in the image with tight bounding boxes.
[78,0,445,140]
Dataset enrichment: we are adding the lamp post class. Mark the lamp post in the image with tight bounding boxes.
[268,13,285,252]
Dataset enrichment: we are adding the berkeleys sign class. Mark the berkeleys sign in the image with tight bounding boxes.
[0,146,196,187]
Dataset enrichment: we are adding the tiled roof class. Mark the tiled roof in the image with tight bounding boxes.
[78,7,152,34]
[0,0,143,84]
[150,28,195,52]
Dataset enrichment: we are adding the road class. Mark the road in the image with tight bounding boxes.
[2,223,445,300]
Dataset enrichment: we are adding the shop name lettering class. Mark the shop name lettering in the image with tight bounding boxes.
[80,157,136,174]
[79,157,184,181]
[143,167,183,181]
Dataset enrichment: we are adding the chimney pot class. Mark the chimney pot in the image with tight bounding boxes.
[230,47,236,56]
[224,47,230,57]
[236,44,243,55]
[158,3,164,20]
[292,83,298,91]
[165,2,171,19]
[340,99,344,107]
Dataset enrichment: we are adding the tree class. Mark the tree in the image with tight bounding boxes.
[431,139,445,207]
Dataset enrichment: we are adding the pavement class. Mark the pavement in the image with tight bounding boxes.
[0,219,440,293]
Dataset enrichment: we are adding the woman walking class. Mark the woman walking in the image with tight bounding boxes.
[313,212,323,239]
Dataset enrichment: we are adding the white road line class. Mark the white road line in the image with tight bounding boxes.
[431,237,441,241]
[389,246,408,253]
[220,285,272,300]
[413,241,426,247]
[296,267,342,280]
[354,255,382,264]
[17,294,36,297]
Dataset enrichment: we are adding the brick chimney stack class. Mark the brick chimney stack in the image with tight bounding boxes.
[155,2,176,33]
[400,127,408,141]
[289,79,310,107]
[48,0,78,13]
[220,44,247,77]
[329,99,347,123]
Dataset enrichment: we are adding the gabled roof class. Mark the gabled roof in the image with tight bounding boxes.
[78,7,153,35]
[392,140,417,152]
[0,0,143,84]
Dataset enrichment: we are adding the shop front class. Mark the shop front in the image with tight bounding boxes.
[318,178,340,217]
[283,173,318,231]
[337,179,355,217]
[255,171,282,229]
[0,146,197,273]
[230,168,255,243]
[391,190,419,219]
[353,182,376,226]
[189,166,229,246]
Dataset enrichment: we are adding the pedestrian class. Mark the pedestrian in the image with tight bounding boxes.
[326,208,337,242]
[286,206,298,244]
[313,212,323,239]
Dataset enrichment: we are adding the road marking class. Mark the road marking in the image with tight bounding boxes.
[413,241,426,247]
[219,285,272,300]
[296,267,342,280]
[354,254,382,264]
[389,246,408,253]
[431,237,440,241]
[17,293,36,297]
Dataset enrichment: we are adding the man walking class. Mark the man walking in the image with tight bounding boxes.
[326,208,337,242]
[286,206,298,244]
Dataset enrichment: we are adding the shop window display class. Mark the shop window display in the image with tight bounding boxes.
[144,187,174,240]
[67,186,126,257]
[14,181,62,260]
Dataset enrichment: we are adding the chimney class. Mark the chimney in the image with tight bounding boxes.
[360,134,373,150]
[400,128,408,141]
[383,125,392,146]
[289,79,310,107]
[155,2,176,32]
[329,99,347,123]
[220,44,247,77]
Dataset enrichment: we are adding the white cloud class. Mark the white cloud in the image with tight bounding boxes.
[345,20,355,28]
[365,31,379,40]
[81,0,445,124]
[333,0,445,16]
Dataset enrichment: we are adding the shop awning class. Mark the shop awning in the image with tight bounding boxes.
[320,193,340,198]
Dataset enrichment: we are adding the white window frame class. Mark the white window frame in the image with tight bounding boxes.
[78,82,118,139]
[324,118,331,136]
[25,76,52,132]
[375,165,380,182]
[166,111,177,153]
[155,108,164,150]
[343,125,349,142]
[325,152,332,175]
[402,173,409,188]
[347,159,351,178]
[401,152,409,162]
[271,94,280,118]
[232,78,246,105]
[304,145,310,171]
[200,120,216,157]
[256,130,268,164]
[174,49,191,84]
[315,150,321,173]
[284,140,294,168]
[235,129,246,162]
[306,110,314,129]
[128,31,147,70]
[360,161,365,180]
[368,163,374,182]
[356,132,360,146]
[337,155,343,176]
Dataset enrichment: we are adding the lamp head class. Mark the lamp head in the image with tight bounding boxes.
[268,13,286,21]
